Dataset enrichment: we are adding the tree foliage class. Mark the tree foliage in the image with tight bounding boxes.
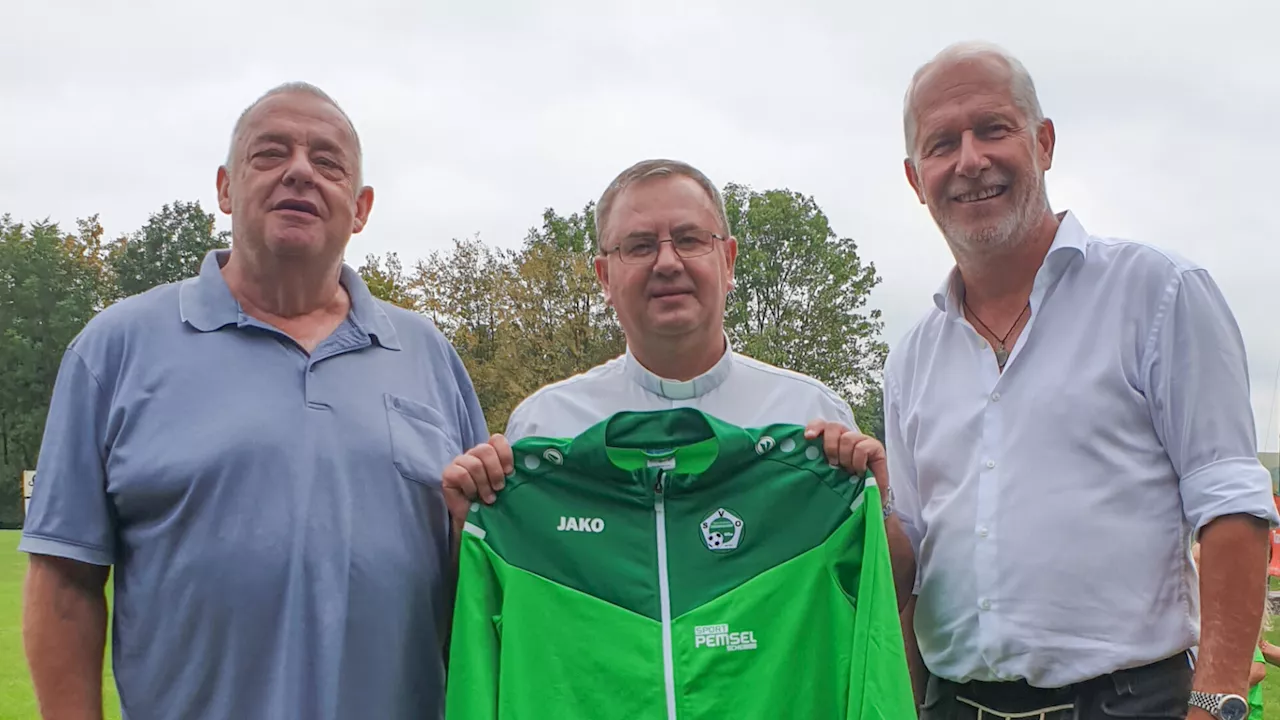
[723,183,887,437]
[357,251,417,312]
[0,215,112,525]
[360,206,627,433]
[108,200,229,300]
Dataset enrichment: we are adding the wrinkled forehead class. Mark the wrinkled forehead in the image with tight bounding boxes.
[911,58,1021,128]
[236,92,359,155]
[606,175,722,240]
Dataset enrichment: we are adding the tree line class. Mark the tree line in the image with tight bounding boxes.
[0,183,887,527]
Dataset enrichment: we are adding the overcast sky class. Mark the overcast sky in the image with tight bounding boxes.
[2,0,1277,451]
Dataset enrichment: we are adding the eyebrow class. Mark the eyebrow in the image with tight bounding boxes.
[974,111,1016,126]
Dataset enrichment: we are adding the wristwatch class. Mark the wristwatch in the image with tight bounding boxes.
[1188,691,1248,720]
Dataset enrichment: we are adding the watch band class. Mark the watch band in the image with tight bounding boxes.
[1188,691,1248,720]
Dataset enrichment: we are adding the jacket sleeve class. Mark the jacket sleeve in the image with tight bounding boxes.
[445,523,505,720]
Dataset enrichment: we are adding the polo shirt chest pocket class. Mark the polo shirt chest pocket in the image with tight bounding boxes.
[384,393,460,487]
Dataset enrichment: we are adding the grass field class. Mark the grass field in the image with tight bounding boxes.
[0,529,1278,718]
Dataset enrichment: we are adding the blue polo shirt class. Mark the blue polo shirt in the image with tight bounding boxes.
[19,249,487,720]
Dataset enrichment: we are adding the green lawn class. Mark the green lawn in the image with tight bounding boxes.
[1,530,119,720]
[0,528,1277,717]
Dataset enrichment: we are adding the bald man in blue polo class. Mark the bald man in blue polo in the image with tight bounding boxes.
[19,83,485,720]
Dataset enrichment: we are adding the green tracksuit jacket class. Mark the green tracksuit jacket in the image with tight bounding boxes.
[445,407,914,719]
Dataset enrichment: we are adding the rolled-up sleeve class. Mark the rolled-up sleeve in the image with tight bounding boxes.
[884,371,925,592]
[1145,268,1279,532]
[18,345,117,566]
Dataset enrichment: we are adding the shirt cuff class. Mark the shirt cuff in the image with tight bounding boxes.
[1180,457,1280,532]
[18,533,114,566]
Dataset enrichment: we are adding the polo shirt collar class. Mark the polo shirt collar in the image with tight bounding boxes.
[179,249,401,350]
[623,331,734,400]
[931,210,1088,315]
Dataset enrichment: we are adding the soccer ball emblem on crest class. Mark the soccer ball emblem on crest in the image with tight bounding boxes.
[701,508,744,552]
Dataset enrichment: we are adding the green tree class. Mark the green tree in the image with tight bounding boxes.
[405,208,625,434]
[413,237,519,430]
[722,183,887,435]
[108,200,229,299]
[497,206,625,429]
[0,215,111,525]
[357,251,418,311]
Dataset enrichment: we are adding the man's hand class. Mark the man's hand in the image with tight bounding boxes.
[442,434,514,528]
[803,420,888,492]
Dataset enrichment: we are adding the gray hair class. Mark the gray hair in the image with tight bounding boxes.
[224,81,364,188]
[594,159,730,251]
[902,41,1045,162]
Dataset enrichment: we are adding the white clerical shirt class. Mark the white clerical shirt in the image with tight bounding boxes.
[505,336,856,442]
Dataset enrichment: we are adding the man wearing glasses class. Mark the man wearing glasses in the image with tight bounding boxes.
[442,158,915,612]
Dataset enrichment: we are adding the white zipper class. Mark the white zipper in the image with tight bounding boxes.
[654,471,677,719]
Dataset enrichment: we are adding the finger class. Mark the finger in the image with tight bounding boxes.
[867,443,889,488]
[823,424,844,465]
[838,432,859,472]
[442,465,478,520]
[459,454,500,504]
[804,419,826,440]
[471,444,506,493]
[850,439,871,477]
[442,460,479,498]
[490,434,515,476]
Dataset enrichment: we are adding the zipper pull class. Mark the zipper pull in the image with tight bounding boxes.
[654,471,665,494]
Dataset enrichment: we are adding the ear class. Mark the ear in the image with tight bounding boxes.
[1037,118,1056,172]
[722,236,738,291]
[217,166,233,215]
[352,186,375,234]
[904,158,926,205]
[593,253,612,306]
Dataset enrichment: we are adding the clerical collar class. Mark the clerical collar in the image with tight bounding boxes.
[624,333,734,400]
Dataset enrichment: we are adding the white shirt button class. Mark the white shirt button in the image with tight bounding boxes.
[986,460,996,469]
[978,526,989,538]
[980,599,992,610]
[991,392,1001,402]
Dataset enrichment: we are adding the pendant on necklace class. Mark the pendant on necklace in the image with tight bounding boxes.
[995,344,1010,368]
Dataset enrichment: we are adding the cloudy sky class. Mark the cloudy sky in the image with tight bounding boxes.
[3,1,1277,451]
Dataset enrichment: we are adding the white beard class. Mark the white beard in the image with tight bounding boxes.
[935,163,1046,257]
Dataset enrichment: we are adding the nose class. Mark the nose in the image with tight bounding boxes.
[955,131,991,179]
[281,146,316,188]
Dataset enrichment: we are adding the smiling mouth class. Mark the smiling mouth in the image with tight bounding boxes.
[273,199,320,216]
[953,186,1007,203]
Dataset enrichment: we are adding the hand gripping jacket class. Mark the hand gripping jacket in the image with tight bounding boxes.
[445,408,914,719]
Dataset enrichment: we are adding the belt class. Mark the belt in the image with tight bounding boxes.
[946,652,1191,718]
[954,697,1076,720]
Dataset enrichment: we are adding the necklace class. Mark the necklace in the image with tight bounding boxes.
[964,299,1030,370]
